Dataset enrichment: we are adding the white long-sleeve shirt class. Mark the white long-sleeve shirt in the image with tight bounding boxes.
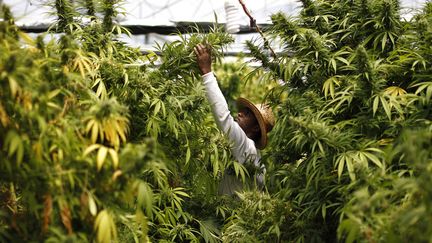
[202,72,261,168]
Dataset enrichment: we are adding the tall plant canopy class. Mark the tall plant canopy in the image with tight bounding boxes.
[0,0,431,242]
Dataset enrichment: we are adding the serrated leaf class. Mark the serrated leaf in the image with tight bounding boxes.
[337,155,345,180]
[212,155,219,177]
[47,89,61,99]
[372,95,379,116]
[364,152,383,169]
[385,86,406,96]
[108,148,119,168]
[95,210,117,243]
[173,188,190,198]
[233,162,247,183]
[338,219,360,243]
[8,77,19,98]
[18,32,35,46]
[388,32,395,46]
[330,58,337,72]
[381,32,387,51]
[83,144,100,156]
[185,147,191,165]
[380,96,392,120]
[96,81,107,98]
[199,219,219,242]
[136,210,149,241]
[335,56,350,66]
[322,204,327,219]
[346,155,355,181]
[88,193,97,216]
[154,100,161,115]
[366,147,384,153]
[16,138,24,166]
[85,119,95,133]
[123,72,129,86]
[8,134,21,158]
[91,123,100,143]
[136,181,153,217]
[97,146,108,171]
[323,77,337,99]
[47,102,61,110]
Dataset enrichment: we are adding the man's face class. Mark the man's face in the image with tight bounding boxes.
[236,107,259,134]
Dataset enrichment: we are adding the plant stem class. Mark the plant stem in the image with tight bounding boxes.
[238,0,277,59]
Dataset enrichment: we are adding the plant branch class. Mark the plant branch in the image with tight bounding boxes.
[238,0,277,59]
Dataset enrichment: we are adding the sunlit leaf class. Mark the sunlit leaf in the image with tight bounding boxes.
[95,210,117,243]
[83,144,101,156]
[89,193,97,216]
[108,148,119,168]
[380,96,392,120]
[97,146,108,171]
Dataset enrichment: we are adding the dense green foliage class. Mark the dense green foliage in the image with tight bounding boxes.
[0,1,237,242]
[0,0,431,242]
[243,0,432,242]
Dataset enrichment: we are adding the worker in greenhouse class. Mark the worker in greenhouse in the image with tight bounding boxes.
[194,43,275,195]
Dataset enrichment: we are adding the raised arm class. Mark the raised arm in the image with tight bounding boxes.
[194,44,259,166]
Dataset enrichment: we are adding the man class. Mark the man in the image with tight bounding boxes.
[194,43,275,195]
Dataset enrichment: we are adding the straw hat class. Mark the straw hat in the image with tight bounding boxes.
[236,97,275,149]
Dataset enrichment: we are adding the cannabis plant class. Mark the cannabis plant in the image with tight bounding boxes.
[0,1,236,242]
[234,0,432,242]
[2,0,431,242]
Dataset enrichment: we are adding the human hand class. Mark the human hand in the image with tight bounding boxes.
[194,43,212,75]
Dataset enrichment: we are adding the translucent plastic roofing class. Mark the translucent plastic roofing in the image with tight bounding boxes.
[5,0,427,28]
[4,0,300,27]
[3,0,428,57]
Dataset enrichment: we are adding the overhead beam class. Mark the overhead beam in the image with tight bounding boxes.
[17,21,271,35]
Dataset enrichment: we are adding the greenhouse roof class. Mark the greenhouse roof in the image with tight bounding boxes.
[4,0,426,27]
[4,0,300,26]
[2,0,428,56]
